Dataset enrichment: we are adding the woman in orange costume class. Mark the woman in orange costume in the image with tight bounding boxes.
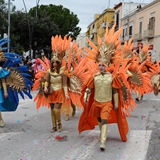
[33,36,70,133]
[44,56,69,132]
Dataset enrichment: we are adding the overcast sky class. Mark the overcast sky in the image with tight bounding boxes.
[12,0,152,33]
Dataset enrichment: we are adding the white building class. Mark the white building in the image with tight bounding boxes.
[76,32,87,48]
[114,1,148,31]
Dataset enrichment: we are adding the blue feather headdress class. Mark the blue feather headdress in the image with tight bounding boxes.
[0,38,33,112]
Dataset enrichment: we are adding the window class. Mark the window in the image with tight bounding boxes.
[129,21,133,36]
[122,29,125,38]
[116,13,119,26]
[148,17,155,30]
[129,26,132,36]
[123,25,127,37]
[102,21,106,28]
[139,21,142,33]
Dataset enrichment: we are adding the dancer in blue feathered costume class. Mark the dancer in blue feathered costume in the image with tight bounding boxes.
[0,38,33,127]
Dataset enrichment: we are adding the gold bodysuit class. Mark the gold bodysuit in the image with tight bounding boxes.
[94,72,113,103]
[45,66,68,96]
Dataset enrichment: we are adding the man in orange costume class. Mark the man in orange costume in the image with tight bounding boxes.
[78,61,129,151]
[77,23,132,151]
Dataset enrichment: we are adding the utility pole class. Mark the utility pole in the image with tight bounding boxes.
[22,0,31,58]
[22,0,40,58]
[7,0,11,52]
[36,0,40,18]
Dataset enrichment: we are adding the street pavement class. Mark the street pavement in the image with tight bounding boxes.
[0,91,160,160]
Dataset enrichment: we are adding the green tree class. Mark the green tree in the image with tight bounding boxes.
[9,4,81,57]
[29,4,81,40]
[10,10,60,56]
[0,0,8,37]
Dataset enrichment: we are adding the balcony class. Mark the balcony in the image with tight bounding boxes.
[92,29,97,34]
[124,35,129,41]
[143,29,154,38]
[102,22,106,28]
[134,33,142,41]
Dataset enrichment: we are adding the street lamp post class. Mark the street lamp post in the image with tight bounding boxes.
[7,0,11,52]
[36,0,40,18]
[22,0,40,58]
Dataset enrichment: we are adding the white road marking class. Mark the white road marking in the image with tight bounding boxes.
[62,130,99,160]
[61,130,152,160]
[121,130,152,160]
[0,132,23,141]
[0,128,152,160]
[148,99,160,101]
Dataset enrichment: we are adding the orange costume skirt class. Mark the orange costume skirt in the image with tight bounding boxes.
[89,100,113,120]
[46,89,66,104]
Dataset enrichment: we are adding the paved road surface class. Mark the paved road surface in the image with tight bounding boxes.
[0,91,160,160]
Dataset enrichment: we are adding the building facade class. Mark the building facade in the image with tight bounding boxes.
[86,8,115,46]
[114,2,148,31]
[121,0,160,60]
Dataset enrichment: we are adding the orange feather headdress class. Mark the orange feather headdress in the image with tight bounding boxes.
[51,35,70,63]
[83,24,123,66]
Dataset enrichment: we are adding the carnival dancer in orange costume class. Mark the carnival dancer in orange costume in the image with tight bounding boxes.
[33,35,84,132]
[130,44,153,101]
[44,57,69,132]
[63,42,84,121]
[33,36,70,132]
[84,62,120,151]
[146,60,160,96]
[76,24,131,151]
[76,24,152,151]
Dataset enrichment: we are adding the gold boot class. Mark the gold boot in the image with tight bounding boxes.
[0,112,4,127]
[65,114,70,121]
[71,102,76,117]
[54,108,62,132]
[98,122,102,141]
[50,109,57,133]
[100,124,108,151]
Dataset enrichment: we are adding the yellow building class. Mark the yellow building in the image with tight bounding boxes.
[86,8,115,46]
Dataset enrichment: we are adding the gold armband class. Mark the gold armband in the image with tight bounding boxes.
[42,82,45,88]
[44,81,49,87]
[84,88,91,102]
[63,86,68,97]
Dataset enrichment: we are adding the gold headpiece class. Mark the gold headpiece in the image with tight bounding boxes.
[97,42,115,66]
[51,51,64,63]
[83,24,123,66]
